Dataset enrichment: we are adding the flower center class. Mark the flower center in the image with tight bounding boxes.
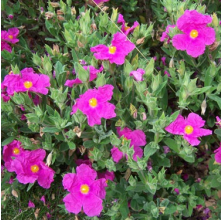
[9,71,13,75]
[124,26,130,31]
[80,184,89,194]
[190,30,198,39]
[31,165,39,173]
[89,98,97,108]
[13,147,20,155]
[184,125,194,135]
[24,81,33,89]
[8,35,13,39]
[109,46,116,54]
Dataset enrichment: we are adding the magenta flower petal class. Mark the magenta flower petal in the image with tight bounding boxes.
[177,10,212,32]
[83,194,103,217]
[214,145,221,163]
[63,193,82,214]
[132,146,143,161]
[76,164,97,182]
[98,171,115,182]
[130,68,145,81]
[90,179,107,199]
[111,147,124,163]
[1,41,12,52]
[28,200,35,208]
[199,27,216,45]
[37,163,55,189]
[165,115,186,135]
[160,25,176,42]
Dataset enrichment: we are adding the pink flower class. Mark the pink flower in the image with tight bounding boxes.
[216,116,221,127]
[1,41,12,52]
[71,85,116,126]
[62,164,107,217]
[3,140,25,172]
[172,10,216,57]
[28,200,35,208]
[1,28,19,44]
[214,145,221,164]
[11,149,55,189]
[161,57,166,65]
[111,127,146,163]
[40,195,46,205]
[130,68,145,81]
[15,68,50,95]
[174,188,180,194]
[97,170,115,182]
[165,113,212,146]
[164,70,171,77]
[91,32,135,65]
[65,66,103,87]
[117,14,139,35]
[94,0,109,4]
[1,68,50,101]
[160,25,176,42]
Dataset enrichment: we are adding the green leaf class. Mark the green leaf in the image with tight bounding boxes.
[74,62,89,82]
[163,138,180,153]
[207,94,221,109]
[83,140,95,149]
[42,127,60,133]
[1,136,16,146]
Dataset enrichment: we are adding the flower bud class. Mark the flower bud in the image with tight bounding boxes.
[201,99,207,115]
[8,14,14,20]
[50,2,60,7]
[45,12,54,19]
[71,7,76,15]
[212,13,219,27]
[46,151,53,167]
[169,58,174,68]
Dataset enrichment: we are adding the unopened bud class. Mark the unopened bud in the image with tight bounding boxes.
[46,151,53,167]
[71,7,76,15]
[208,41,220,52]
[57,10,64,15]
[8,14,14,20]
[136,37,145,45]
[141,112,147,121]
[57,15,65,21]
[169,58,174,68]
[212,13,219,27]
[50,2,60,7]
[201,99,207,115]
[91,23,97,32]
[77,41,84,48]
[52,44,60,55]
[45,12,54,19]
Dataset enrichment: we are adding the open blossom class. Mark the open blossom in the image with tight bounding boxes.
[11,149,55,189]
[1,28,19,53]
[71,85,116,126]
[172,10,216,57]
[15,68,50,95]
[111,127,146,163]
[3,140,25,172]
[130,68,145,81]
[1,68,50,101]
[160,25,176,43]
[117,14,139,35]
[62,164,107,217]
[214,144,221,164]
[90,32,135,65]
[65,66,103,87]
[165,113,212,146]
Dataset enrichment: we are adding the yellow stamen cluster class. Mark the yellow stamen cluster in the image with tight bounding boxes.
[24,81,33,89]
[80,184,89,194]
[109,46,117,54]
[184,125,194,135]
[190,30,198,39]
[89,98,98,107]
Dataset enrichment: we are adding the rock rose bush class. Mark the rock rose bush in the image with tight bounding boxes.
[1,0,221,219]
